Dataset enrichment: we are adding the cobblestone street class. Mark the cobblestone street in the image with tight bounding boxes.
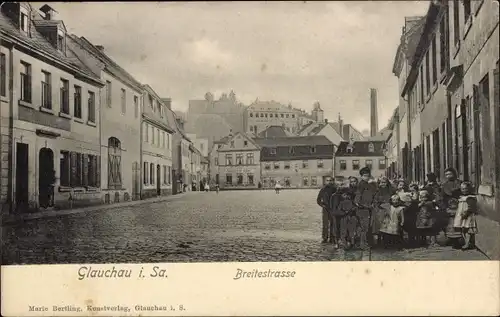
[2,189,488,264]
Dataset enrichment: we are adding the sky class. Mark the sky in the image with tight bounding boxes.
[47,1,430,132]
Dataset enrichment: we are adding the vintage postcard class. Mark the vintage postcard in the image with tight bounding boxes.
[1,1,499,316]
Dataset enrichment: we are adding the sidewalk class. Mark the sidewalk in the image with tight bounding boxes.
[475,215,500,260]
[2,192,194,226]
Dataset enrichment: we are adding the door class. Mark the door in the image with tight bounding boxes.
[38,148,54,208]
[132,162,140,200]
[156,164,161,196]
[15,143,29,211]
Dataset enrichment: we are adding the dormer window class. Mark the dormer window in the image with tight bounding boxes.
[20,7,29,33]
[346,145,353,154]
[368,143,375,153]
[311,146,316,153]
[230,141,235,148]
[270,148,277,155]
[57,30,65,52]
[289,146,295,154]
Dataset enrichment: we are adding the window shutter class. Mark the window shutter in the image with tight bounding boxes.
[83,154,89,186]
[108,155,114,187]
[70,152,78,187]
[116,155,122,186]
[95,156,100,188]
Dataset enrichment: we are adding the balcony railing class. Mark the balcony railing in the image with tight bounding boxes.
[41,82,52,109]
[20,73,32,103]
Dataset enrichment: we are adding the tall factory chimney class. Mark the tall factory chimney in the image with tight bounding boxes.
[370,88,379,137]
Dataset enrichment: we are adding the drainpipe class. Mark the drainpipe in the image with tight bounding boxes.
[139,94,143,200]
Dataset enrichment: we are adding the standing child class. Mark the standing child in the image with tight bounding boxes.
[445,198,463,249]
[379,194,405,249]
[415,190,438,247]
[333,187,358,249]
[401,183,419,247]
[457,181,479,250]
[372,177,395,247]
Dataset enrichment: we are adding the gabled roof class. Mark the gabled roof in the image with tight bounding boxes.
[218,132,261,149]
[297,121,315,134]
[253,135,333,147]
[0,5,102,86]
[68,34,143,92]
[335,141,385,157]
[257,125,289,138]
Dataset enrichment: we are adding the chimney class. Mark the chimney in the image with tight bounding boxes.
[162,98,172,110]
[229,129,233,137]
[370,88,378,137]
[39,4,58,21]
[95,45,105,52]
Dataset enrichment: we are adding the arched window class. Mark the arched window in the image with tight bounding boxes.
[368,142,375,152]
[108,137,122,189]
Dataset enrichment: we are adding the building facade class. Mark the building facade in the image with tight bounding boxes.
[141,85,175,199]
[68,34,143,204]
[254,135,334,188]
[1,3,105,212]
[334,141,387,181]
[212,131,261,189]
[244,100,320,137]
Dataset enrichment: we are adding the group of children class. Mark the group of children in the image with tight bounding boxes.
[327,168,479,251]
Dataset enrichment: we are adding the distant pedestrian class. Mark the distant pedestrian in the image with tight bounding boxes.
[317,177,337,243]
[215,183,220,194]
[275,181,282,194]
[457,181,478,250]
[258,181,262,191]
[204,183,210,192]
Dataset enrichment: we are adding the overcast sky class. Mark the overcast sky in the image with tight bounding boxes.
[48,1,429,132]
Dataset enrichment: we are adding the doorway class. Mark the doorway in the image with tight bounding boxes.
[15,143,29,211]
[38,148,54,208]
[156,164,161,196]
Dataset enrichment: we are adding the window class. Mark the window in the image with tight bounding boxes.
[134,96,139,118]
[237,173,243,185]
[244,140,248,147]
[368,143,375,152]
[167,166,171,184]
[352,160,360,170]
[60,151,70,186]
[152,126,155,144]
[157,101,162,116]
[250,112,253,117]
[281,114,284,118]
[214,157,218,166]
[264,163,271,170]
[379,159,386,170]
[73,153,82,186]
[254,125,257,134]
[40,71,51,109]
[74,86,82,118]
[340,160,347,170]
[0,53,5,97]
[236,153,243,165]
[226,173,232,185]
[464,0,471,22]
[59,79,69,114]
[273,162,280,169]
[247,174,254,185]
[292,114,295,118]
[302,160,308,168]
[143,162,148,184]
[150,163,154,185]
[88,91,96,123]
[270,148,277,155]
[57,34,64,52]
[365,159,373,170]
[311,176,317,186]
[225,154,233,165]
[453,0,460,45]
[149,95,154,110]
[303,176,309,186]
[420,66,425,105]
[265,113,268,118]
[286,114,289,118]
[20,11,28,33]
[121,88,126,114]
[246,153,254,165]
[440,8,449,73]
[425,51,430,95]
[163,165,167,185]
[230,140,235,148]
[108,137,122,189]
[260,113,263,117]
[289,146,295,154]
[86,155,99,187]
[106,81,112,107]
[426,135,432,173]
[431,36,437,85]
[311,146,316,153]
[317,159,324,168]
[284,161,290,169]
